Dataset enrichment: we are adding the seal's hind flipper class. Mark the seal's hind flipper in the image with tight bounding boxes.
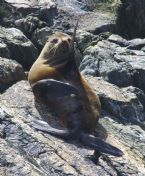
[80,133,123,157]
[31,119,75,139]
[32,79,79,98]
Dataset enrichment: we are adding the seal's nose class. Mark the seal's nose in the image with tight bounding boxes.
[61,40,69,52]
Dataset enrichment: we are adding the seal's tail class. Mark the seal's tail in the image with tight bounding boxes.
[31,119,123,157]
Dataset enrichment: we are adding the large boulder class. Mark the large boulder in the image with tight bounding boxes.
[76,30,98,52]
[0,57,25,92]
[0,77,145,175]
[86,76,145,123]
[0,26,38,69]
[4,0,56,23]
[80,34,145,93]
[31,27,53,48]
[15,16,48,39]
[0,41,10,59]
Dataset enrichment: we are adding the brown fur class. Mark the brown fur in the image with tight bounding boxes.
[28,32,101,133]
[28,32,123,158]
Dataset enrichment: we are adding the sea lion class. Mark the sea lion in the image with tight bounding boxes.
[28,26,123,158]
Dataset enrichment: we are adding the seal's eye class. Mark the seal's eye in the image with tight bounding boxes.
[51,38,58,44]
[68,38,71,43]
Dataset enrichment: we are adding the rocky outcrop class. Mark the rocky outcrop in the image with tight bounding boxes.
[0,26,38,69]
[4,0,56,22]
[0,78,145,175]
[0,41,10,59]
[32,27,53,48]
[0,57,25,92]
[15,16,48,39]
[86,76,145,123]
[76,30,98,53]
[80,34,145,93]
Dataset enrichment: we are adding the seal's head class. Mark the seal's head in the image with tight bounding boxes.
[39,32,73,67]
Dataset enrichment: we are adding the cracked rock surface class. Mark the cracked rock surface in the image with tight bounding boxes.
[0,80,145,176]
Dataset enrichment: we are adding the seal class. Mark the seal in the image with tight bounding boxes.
[28,26,123,158]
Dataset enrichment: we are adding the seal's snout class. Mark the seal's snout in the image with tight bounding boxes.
[61,40,69,53]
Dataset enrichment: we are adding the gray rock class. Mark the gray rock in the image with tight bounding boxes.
[78,12,114,34]
[0,57,25,92]
[5,0,55,9]
[76,30,98,52]
[0,42,10,59]
[2,0,56,27]
[108,34,128,46]
[0,79,145,175]
[100,115,145,176]
[32,27,53,47]
[0,26,38,69]
[15,16,48,38]
[56,0,88,12]
[80,35,145,93]
[86,76,145,123]
[127,38,145,50]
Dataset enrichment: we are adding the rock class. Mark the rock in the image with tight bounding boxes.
[80,34,145,93]
[0,26,38,69]
[5,0,55,9]
[53,1,114,37]
[15,16,48,38]
[108,34,128,46]
[32,27,53,48]
[78,12,114,34]
[100,115,145,176]
[127,38,145,50]
[56,0,91,12]
[2,0,56,27]
[0,79,145,175]
[0,42,10,58]
[80,55,100,76]
[76,30,98,52]
[86,76,145,123]
[0,57,25,92]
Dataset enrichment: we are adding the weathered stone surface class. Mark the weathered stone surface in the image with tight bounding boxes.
[2,0,56,28]
[86,76,145,123]
[78,12,114,34]
[0,79,145,175]
[0,42,10,59]
[5,0,55,8]
[80,34,145,93]
[0,26,38,69]
[32,27,53,47]
[15,16,48,38]
[76,30,98,52]
[53,1,114,35]
[0,57,25,92]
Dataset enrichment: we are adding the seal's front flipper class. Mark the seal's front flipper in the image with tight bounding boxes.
[80,133,123,157]
[32,79,79,99]
[31,119,75,139]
